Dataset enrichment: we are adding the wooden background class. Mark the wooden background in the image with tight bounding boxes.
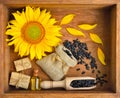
[0,0,120,98]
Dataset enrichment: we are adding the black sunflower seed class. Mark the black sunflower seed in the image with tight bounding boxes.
[81,71,85,74]
[76,68,80,71]
[92,70,95,73]
[97,70,101,74]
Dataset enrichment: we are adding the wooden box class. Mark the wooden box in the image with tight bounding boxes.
[0,0,120,98]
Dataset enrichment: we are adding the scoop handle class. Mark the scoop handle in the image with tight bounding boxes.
[40,77,96,90]
[40,80,65,89]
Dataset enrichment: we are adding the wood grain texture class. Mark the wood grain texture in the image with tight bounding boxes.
[0,4,8,94]
[0,4,4,94]
[8,4,111,92]
[1,0,120,5]
[0,0,120,98]
[110,5,116,92]
[116,4,120,93]
[1,92,119,98]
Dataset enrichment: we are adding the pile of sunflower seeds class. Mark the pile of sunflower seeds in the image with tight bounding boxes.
[63,39,107,86]
[63,39,97,69]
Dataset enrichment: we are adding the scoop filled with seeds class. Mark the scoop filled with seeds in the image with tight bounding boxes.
[40,77,96,90]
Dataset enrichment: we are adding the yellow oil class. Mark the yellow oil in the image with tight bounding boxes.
[30,69,41,90]
[31,76,41,90]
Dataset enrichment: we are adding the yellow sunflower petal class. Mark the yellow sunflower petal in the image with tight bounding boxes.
[16,11,21,15]
[78,24,97,30]
[48,26,61,32]
[46,26,62,36]
[30,45,36,60]
[25,44,31,56]
[90,33,103,45]
[21,10,27,23]
[8,41,15,46]
[36,45,42,59]
[25,6,34,21]
[6,30,21,37]
[6,23,21,31]
[14,38,23,52]
[98,47,106,65]
[39,44,47,57]
[8,37,20,46]
[46,31,62,37]
[38,9,47,22]
[45,36,61,46]
[45,28,62,37]
[18,41,30,57]
[43,43,53,52]
[60,14,75,25]
[12,12,25,25]
[8,37,21,46]
[9,20,22,28]
[6,37,15,42]
[34,7,41,20]
[28,6,34,21]
[66,27,85,37]
[6,22,11,29]
[41,11,51,25]
[19,42,27,57]
[25,6,30,21]
[47,18,57,26]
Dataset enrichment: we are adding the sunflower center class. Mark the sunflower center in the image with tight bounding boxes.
[28,25,41,40]
[21,21,45,44]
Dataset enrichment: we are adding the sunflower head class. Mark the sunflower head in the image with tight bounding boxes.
[6,6,62,60]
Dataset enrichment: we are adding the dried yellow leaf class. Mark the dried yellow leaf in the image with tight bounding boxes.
[60,14,75,25]
[66,27,85,37]
[90,33,103,45]
[78,24,97,30]
[97,47,106,65]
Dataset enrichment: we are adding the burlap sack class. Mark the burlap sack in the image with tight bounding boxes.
[36,45,77,81]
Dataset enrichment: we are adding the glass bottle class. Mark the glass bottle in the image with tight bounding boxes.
[30,69,41,90]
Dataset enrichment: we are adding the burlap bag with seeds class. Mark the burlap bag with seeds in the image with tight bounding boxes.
[36,44,77,81]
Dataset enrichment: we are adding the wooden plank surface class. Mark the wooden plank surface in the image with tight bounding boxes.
[0,3,3,94]
[0,0,120,98]
[0,4,7,94]
[8,4,111,92]
[1,92,119,98]
[116,4,120,93]
[1,0,120,5]
[110,5,117,92]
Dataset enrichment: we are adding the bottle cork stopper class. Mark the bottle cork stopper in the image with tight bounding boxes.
[33,69,39,76]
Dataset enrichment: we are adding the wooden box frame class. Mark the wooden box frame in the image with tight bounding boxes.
[0,0,120,98]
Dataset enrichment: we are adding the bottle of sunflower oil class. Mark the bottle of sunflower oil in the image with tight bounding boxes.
[30,69,41,90]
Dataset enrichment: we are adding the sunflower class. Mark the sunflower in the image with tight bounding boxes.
[5,6,62,60]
